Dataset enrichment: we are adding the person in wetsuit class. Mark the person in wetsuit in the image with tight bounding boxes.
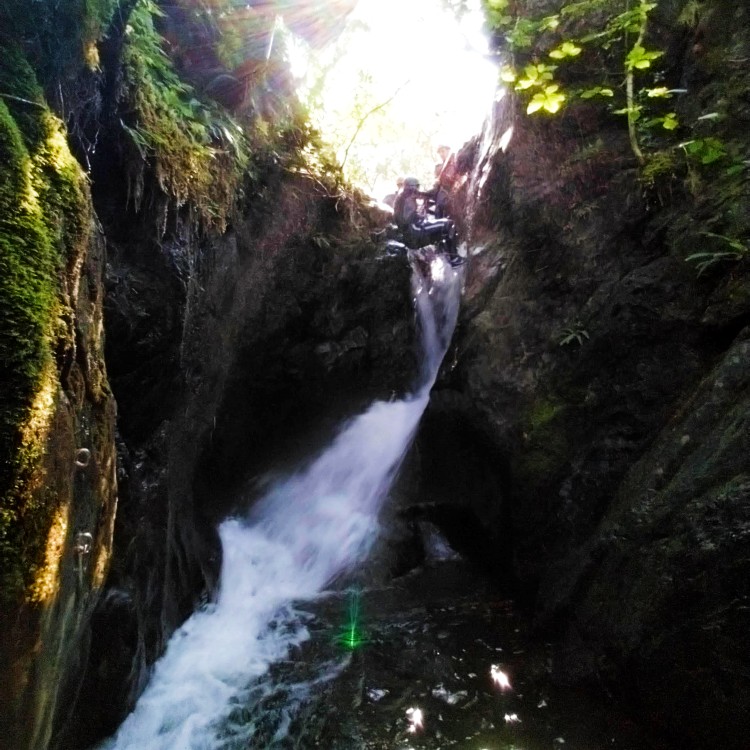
[393,176,457,256]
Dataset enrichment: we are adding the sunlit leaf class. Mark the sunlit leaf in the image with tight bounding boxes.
[527,98,544,114]
[549,40,583,59]
[500,66,517,82]
[527,85,566,114]
[661,112,679,130]
[626,44,662,70]
[516,63,556,90]
[646,87,671,97]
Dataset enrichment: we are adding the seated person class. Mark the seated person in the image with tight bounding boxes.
[393,176,457,255]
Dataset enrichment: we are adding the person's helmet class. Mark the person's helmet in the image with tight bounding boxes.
[403,176,419,190]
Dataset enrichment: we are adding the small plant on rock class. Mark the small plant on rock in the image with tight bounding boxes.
[557,323,590,346]
[686,232,748,275]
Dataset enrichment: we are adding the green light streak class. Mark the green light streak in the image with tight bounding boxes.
[335,588,369,650]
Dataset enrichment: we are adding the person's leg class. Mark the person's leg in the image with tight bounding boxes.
[435,188,449,219]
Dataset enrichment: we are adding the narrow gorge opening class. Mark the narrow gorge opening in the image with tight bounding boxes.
[2,0,748,749]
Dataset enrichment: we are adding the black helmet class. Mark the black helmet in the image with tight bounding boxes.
[403,176,419,190]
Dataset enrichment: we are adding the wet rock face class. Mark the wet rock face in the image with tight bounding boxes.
[539,332,750,749]
[190,230,418,515]
[391,389,513,583]
[446,0,750,745]
[0,228,118,750]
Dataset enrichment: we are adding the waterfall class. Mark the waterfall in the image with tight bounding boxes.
[99,253,462,750]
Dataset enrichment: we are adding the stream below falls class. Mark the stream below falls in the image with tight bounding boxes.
[212,554,669,750]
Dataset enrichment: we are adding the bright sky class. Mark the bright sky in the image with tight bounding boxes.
[288,0,498,198]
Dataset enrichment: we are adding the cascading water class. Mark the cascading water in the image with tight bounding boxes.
[99,252,462,750]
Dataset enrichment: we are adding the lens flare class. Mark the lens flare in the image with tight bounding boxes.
[335,589,368,650]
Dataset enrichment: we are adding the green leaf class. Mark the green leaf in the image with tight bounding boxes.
[516,63,556,90]
[661,112,679,130]
[528,85,566,114]
[581,86,614,98]
[614,105,642,121]
[701,231,748,254]
[645,86,671,98]
[626,44,663,71]
[527,99,544,114]
[680,137,727,164]
[551,40,583,58]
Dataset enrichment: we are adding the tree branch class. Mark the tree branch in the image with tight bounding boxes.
[340,81,408,170]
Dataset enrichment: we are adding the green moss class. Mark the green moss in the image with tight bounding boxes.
[0,99,57,426]
[0,0,118,82]
[515,398,570,486]
[121,0,250,231]
[0,49,91,605]
[640,149,679,188]
[527,399,563,430]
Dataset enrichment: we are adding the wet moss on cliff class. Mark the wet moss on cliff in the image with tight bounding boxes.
[0,0,118,81]
[120,0,251,231]
[0,49,92,605]
[515,397,570,494]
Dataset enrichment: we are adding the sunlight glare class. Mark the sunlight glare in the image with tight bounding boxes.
[406,706,424,733]
[499,125,514,152]
[490,664,511,690]
[294,0,498,197]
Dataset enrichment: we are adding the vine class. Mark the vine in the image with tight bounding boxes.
[484,0,676,162]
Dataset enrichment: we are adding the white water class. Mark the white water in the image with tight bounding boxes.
[100,253,462,750]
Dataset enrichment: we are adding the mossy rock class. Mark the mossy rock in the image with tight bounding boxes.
[0,49,92,605]
[514,397,570,488]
